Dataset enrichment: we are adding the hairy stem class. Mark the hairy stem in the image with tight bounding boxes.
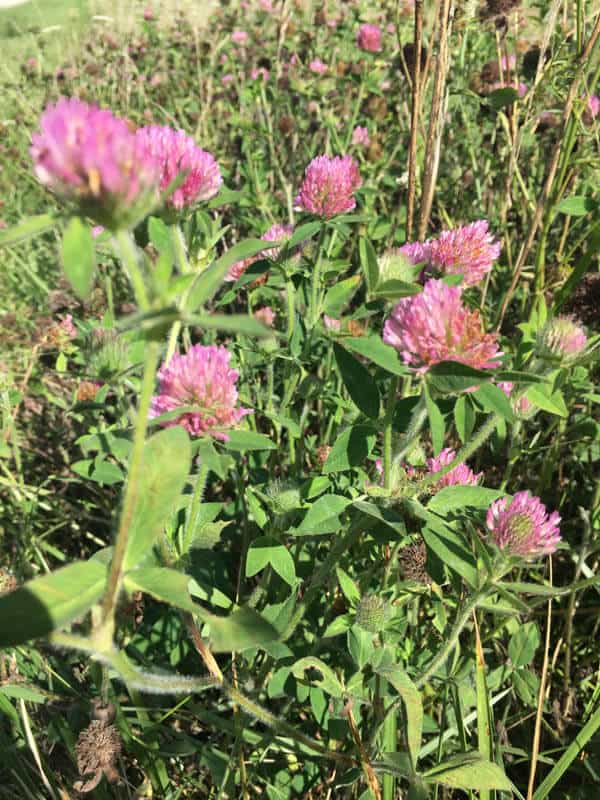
[99,342,160,639]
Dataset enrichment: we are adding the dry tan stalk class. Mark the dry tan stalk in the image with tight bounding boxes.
[406,0,424,241]
[417,0,453,240]
[527,558,553,800]
[496,13,600,329]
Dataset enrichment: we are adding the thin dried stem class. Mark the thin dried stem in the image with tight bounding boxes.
[527,558,553,800]
[418,0,453,240]
[406,0,424,241]
[496,14,600,329]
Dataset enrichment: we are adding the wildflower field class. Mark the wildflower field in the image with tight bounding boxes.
[0,0,599,797]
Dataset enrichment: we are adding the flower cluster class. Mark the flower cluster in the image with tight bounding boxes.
[383,279,502,373]
[536,316,587,363]
[357,24,382,53]
[426,448,482,489]
[486,491,561,557]
[226,222,295,282]
[295,155,362,218]
[400,220,501,286]
[351,126,370,147]
[498,381,533,416]
[135,125,222,209]
[150,345,250,441]
[31,97,160,228]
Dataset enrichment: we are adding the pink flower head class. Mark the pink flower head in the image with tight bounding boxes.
[351,125,370,147]
[59,314,77,339]
[150,345,251,440]
[587,94,599,118]
[254,306,275,326]
[135,125,221,209]
[490,80,528,97]
[91,225,105,238]
[398,240,430,267]
[497,381,533,415]
[536,315,587,362]
[383,279,502,374]
[323,315,341,332]
[309,59,328,75]
[231,30,249,44]
[426,448,482,489]
[426,220,501,286]
[295,155,362,218]
[226,223,295,281]
[31,97,160,228]
[221,73,234,85]
[357,23,382,53]
[250,67,270,82]
[143,7,154,20]
[500,54,516,71]
[486,490,561,558]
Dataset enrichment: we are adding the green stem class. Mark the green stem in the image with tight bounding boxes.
[383,377,400,490]
[418,412,499,493]
[99,342,160,641]
[281,523,362,641]
[286,278,295,342]
[227,684,351,764]
[180,463,210,555]
[309,227,327,329]
[415,585,490,689]
[115,230,150,311]
[393,396,427,466]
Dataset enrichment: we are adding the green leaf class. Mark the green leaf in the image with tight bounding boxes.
[0,214,55,248]
[246,537,297,586]
[359,236,379,293]
[207,188,245,209]
[353,500,406,538]
[187,238,268,310]
[375,665,423,769]
[323,614,353,638]
[343,336,407,376]
[222,430,276,451]
[61,217,96,301]
[423,753,512,791]
[334,343,380,419]
[454,395,475,444]
[336,566,361,606]
[556,196,598,216]
[124,567,278,652]
[323,275,362,317]
[187,313,272,338]
[0,561,107,647]
[148,216,174,255]
[525,384,568,417]
[427,486,504,514]
[427,362,489,394]
[487,86,520,109]
[347,626,374,669]
[210,606,279,653]
[473,383,515,422]
[291,657,344,697]
[322,424,376,473]
[532,704,600,800]
[292,494,352,536]
[508,622,540,667]
[288,221,321,249]
[124,566,207,616]
[421,526,478,588]
[424,385,445,454]
[123,426,192,570]
[371,279,421,301]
